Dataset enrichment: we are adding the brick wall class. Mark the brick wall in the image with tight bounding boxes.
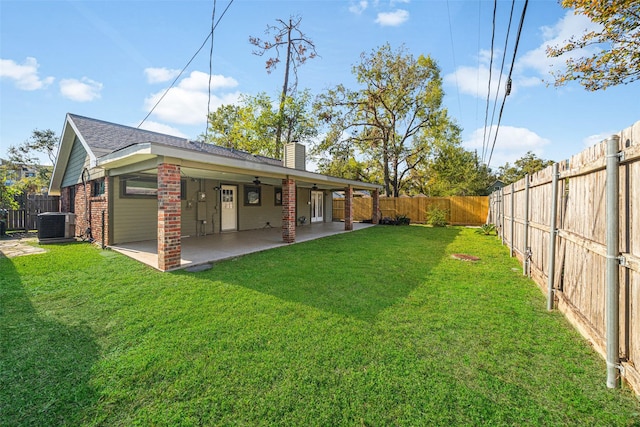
[282,178,296,243]
[61,177,110,246]
[344,186,353,231]
[157,163,181,271]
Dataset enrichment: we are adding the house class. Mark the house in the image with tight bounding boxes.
[48,113,382,271]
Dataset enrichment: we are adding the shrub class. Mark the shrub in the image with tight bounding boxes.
[395,214,411,226]
[478,223,497,235]
[426,207,448,227]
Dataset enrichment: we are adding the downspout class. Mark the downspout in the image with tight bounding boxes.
[605,134,620,388]
[547,163,559,311]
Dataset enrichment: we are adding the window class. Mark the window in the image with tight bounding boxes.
[244,186,261,206]
[122,176,157,198]
[93,178,105,196]
[274,187,282,206]
[121,175,186,199]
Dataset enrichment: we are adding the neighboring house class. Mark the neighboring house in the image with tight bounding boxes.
[488,179,506,193]
[49,113,382,271]
[1,159,40,185]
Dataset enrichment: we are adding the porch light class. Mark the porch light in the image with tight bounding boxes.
[312,184,318,190]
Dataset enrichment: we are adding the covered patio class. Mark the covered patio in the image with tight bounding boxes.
[110,221,375,271]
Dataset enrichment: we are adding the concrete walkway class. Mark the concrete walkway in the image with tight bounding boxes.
[110,222,375,271]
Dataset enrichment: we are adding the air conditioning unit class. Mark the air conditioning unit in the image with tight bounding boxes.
[38,212,76,243]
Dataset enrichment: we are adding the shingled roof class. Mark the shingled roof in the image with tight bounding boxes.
[68,113,283,167]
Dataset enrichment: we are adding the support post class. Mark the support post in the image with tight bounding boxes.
[371,189,380,224]
[606,135,620,388]
[523,174,530,276]
[500,187,505,244]
[547,163,559,311]
[344,186,353,231]
[282,178,296,243]
[157,163,182,271]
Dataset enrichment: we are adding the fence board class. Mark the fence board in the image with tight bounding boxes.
[332,196,487,225]
[487,119,640,394]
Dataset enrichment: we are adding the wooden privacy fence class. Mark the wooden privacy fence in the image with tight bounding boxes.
[3,194,60,231]
[488,120,640,393]
[333,196,488,225]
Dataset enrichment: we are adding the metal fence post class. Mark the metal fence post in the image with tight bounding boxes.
[606,135,621,389]
[510,183,515,257]
[523,174,530,276]
[547,163,559,311]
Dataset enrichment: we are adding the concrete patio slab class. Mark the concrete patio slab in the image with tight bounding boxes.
[110,222,375,271]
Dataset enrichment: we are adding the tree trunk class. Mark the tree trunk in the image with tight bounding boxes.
[275,19,293,159]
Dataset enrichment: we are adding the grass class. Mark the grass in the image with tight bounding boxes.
[1,226,639,426]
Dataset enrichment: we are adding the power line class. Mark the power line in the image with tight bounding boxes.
[487,0,516,157]
[487,0,529,169]
[138,0,235,130]
[206,0,218,141]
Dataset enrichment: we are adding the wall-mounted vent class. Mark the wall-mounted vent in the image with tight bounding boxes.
[38,212,75,243]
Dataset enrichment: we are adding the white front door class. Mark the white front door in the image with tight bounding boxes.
[221,185,237,231]
[311,191,323,223]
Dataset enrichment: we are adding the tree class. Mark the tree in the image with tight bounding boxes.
[547,0,640,90]
[250,16,318,157]
[497,151,554,184]
[314,43,457,196]
[202,90,317,158]
[7,129,58,165]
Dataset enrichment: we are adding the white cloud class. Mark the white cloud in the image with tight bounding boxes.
[59,77,103,102]
[144,67,181,84]
[517,11,602,80]
[136,120,189,138]
[463,125,551,168]
[143,71,240,125]
[349,0,368,14]
[0,57,54,90]
[375,9,409,26]
[582,131,612,148]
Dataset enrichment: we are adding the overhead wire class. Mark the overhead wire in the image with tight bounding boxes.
[138,0,235,130]
[487,0,529,168]
[487,0,516,157]
[206,0,218,141]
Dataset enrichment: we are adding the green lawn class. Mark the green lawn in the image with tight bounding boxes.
[1,226,639,426]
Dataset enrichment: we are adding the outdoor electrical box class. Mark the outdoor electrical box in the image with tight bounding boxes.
[197,202,207,221]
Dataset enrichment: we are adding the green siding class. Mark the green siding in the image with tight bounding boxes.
[238,184,281,230]
[61,137,90,188]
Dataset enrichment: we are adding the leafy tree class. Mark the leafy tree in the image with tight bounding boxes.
[7,129,58,166]
[5,129,58,194]
[250,16,318,157]
[497,151,554,184]
[0,165,20,210]
[547,0,640,90]
[202,91,317,158]
[314,43,456,196]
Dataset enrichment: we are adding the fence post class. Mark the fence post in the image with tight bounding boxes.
[523,174,530,276]
[605,135,621,389]
[510,183,515,257]
[500,187,505,245]
[547,163,559,311]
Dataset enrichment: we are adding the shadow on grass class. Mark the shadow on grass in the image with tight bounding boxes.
[188,225,461,322]
[0,256,99,426]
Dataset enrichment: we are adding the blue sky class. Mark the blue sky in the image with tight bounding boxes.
[1,0,638,171]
